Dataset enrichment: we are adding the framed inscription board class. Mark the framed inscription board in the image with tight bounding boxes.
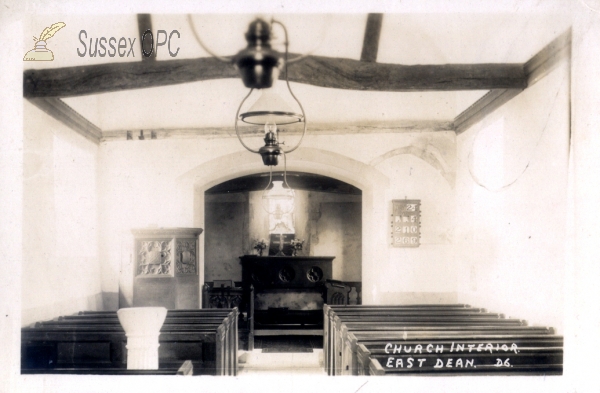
[391,199,421,247]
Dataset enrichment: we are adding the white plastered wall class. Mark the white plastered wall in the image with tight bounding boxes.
[22,100,103,326]
[99,130,457,308]
[455,58,570,332]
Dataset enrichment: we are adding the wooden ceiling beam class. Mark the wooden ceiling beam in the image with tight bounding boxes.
[360,14,384,62]
[29,97,102,144]
[24,58,236,98]
[137,14,154,62]
[100,120,454,142]
[453,29,571,135]
[23,56,526,98]
[279,57,525,91]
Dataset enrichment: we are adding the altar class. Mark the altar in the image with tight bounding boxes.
[239,255,335,350]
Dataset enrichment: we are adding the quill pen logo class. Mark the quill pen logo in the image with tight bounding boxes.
[23,22,66,61]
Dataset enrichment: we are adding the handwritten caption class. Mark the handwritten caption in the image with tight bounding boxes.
[383,342,519,369]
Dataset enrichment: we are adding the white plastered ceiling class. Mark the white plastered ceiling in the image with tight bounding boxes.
[24,13,571,131]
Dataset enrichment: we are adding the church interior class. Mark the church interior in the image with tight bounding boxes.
[5,3,600,392]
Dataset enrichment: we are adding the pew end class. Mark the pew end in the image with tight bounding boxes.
[356,344,371,376]
[369,358,385,376]
[176,360,193,376]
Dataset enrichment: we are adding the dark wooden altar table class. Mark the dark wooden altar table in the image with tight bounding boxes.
[239,255,335,350]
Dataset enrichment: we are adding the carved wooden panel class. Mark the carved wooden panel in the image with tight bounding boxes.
[325,281,351,305]
[349,287,358,305]
[208,293,243,309]
[240,256,334,288]
[175,239,197,275]
[202,285,244,309]
[307,266,324,283]
[132,227,202,308]
[137,239,173,276]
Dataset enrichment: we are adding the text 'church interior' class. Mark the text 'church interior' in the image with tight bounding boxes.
[9,4,600,391]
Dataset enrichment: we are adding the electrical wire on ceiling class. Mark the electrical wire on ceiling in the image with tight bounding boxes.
[467,72,568,192]
[578,0,600,13]
[187,14,324,144]
[187,15,232,63]
[187,14,330,64]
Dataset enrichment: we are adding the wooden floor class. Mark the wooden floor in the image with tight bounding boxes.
[237,349,325,375]
[237,335,325,375]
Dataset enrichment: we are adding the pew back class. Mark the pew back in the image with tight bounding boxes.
[22,308,238,376]
[323,304,477,372]
[324,305,562,377]
[368,357,563,376]
[353,338,564,376]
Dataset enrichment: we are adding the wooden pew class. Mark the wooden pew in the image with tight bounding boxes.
[22,360,194,375]
[322,304,474,372]
[332,324,553,375]
[32,314,236,375]
[21,328,224,374]
[324,304,477,345]
[21,309,238,376]
[325,308,518,375]
[367,350,563,375]
[327,311,511,340]
[352,336,563,376]
[22,325,231,375]
[324,304,562,376]
[323,305,476,355]
[77,309,234,316]
[79,308,240,376]
[332,317,526,376]
[330,315,527,371]
[66,313,232,319]
[38,318,230,327]
[72,308,239,370]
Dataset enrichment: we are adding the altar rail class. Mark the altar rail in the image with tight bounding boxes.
[21,308,238,376]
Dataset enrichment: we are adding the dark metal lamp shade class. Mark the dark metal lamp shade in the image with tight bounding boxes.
[234,18,307,166]
[233,19,283,89]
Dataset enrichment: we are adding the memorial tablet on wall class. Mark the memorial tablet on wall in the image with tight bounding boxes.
[391,199,421,247]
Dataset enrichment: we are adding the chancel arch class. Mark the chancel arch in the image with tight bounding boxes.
[175,147,389,305]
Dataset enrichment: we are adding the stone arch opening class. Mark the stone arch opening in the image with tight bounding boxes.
[203,171,362,287]
[176,147,389,305]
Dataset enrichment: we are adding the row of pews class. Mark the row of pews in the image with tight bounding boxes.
[324,304,563,376]
[21,308,239,376]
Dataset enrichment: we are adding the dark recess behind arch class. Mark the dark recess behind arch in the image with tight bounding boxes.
[205,171,362,195]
